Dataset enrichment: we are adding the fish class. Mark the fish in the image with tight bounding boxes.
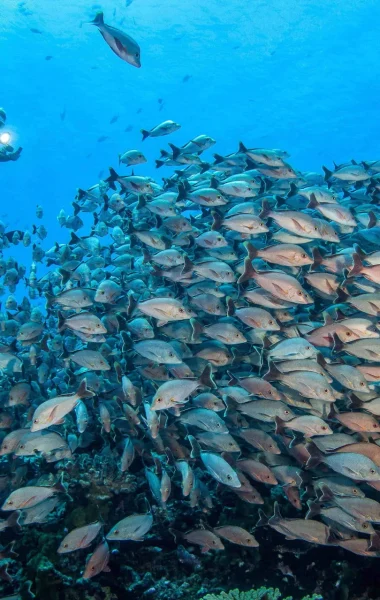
[106,513,153,541]
[83,541,110,579]
[141,120,181,141]
[58,522,102,553]
[89,12,141,67]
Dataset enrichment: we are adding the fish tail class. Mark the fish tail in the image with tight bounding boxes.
[307,193,319,209]
[72,201,80,216]
[305,442,322,470]
[286,182,298,198]
[238,141,248,153]
[305,500,321,520]
[311,246,324,271]
[190,318,203,342]
[6,510,21,531]
[259,199,271,219]
[211,210,223,231]
[332,332,344,353]
[181,255,193,275]
[155,160,164,168]
[69,231,81,246]
[168,143,180,160]
[348,252,364,277]
[89,12,104,27]
[169,528,182,543]
[256,509,269,528]
[226,296,235,317]
[322,165,333,180]
[237,257,257,284]
[347,392,363,410]
[141,129,150,141]
[188,435,201,459]
[318,484,334,503]
[274,416,286,435]
[244,241,258,260]
[142,248,151,264]
[137,195,147,210]
[199,363,216,389]
[57,311,66,332]
[76,378,95,399]
[368,210,377,229]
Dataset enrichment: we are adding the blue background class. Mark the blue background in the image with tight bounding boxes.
[1,0,378,244]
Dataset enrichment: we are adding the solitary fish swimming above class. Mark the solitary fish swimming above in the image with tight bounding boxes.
[89,12,141,68]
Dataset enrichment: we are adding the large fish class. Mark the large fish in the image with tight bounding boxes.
[89,12,141,67]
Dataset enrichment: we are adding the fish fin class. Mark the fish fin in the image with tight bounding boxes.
[89,11,104,26]
[347,392,363,409]
[188,435,201,459]
[368,211,377,229]
[274,416,286,435]
[305,442,322,470]
[263,361,282,381]
[213,154,224,165]
[190,318,203,342]
[76,378,95,399]
[348,253,364,277]
[256,509,268,528]
[141,129,150,141]
[244,241,258,260]
[310,246,324,271]
[238,257,257,284]
[287,182,298,198]
[210,176,219,189]
[307,193,319,210]
[334,286,349,304]
[353,243,367,259]
[238,141,248,153]
[259,199,271,219]
[226,296,235,317]
[332,332,344,354]
[369,533,380,551]
[168,143,180,159]
[142,248,151,264]
[199,363,216,389]
[269,501,283,524]
[275,195,286,209]
[6,510,21,531]
[211,210,223,231]
[181,256,193,275]
[305,500,321,520]
[318,484,334,503]
[322,166,333,181]
[155,160,164,168]
[169,528,182,543]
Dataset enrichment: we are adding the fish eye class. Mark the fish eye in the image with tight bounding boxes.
[353,488,358,494]
[314,226,318,231]
[323,389,329,394]
[362,523,369,529]
[8,500,13,505]
[302,253,307,258]
[321,426,327,431]
[179,308,184,313]
[217,195,222,200]
[91,566,95,571]
[305,346,311,350]
[373,424,378,428]
[370,468,376,474]
[284,410,290,415]
[360,382,365,386]
[212,539,217,544]
[113,530,119,535]
[346,331,352,337]
[34,419,39,424]
[64,543,69,548]
[135,52,139,58]
[156,398,162,403]
[268,390,272,396]
[297,291,302,296]
[217,237,222,241]
[269,320,274,325]
[226,474,232,480]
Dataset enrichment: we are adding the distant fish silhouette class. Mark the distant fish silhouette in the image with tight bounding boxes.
[97,136,108,143]
[45,55,53,61]
[30,27,43,34]
[60,107,66,121]
[182,75,192,83]
[110,115,119,124]
[88,12,141,68]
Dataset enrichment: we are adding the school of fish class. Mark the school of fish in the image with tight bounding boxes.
[3,127,380,593]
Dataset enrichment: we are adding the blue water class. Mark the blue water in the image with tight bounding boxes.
[2,0,379,244]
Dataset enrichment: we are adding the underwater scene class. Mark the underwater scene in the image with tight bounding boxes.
[3,0,380,598]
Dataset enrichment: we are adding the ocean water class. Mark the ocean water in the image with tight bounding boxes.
[2,1,380,599]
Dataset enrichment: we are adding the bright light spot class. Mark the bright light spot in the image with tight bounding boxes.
[0,132,11,145]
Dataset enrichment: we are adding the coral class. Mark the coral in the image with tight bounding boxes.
[200,588,323,600]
